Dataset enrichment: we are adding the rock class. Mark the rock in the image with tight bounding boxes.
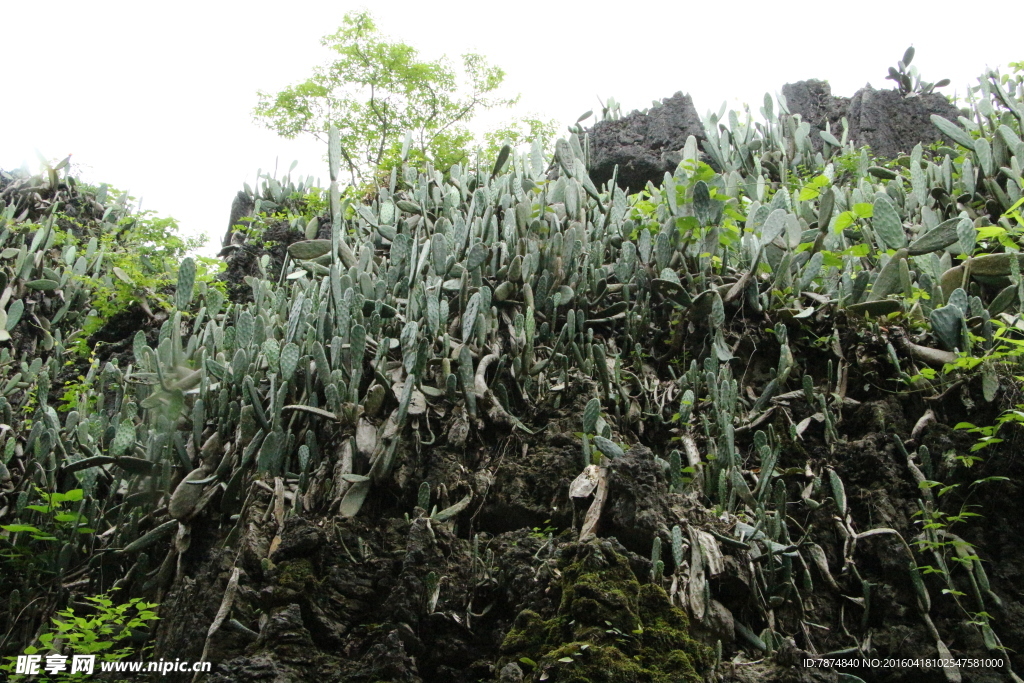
[260,603,315,648]
[846,84,962,160]
[704,599,735,646]
[603,444,673,556]
[780,80,849,154]
[224,190,253,247]
[498,661,524,682]
[774,636,808,667]
[500,540,709,682]
[587,92,705,192]
[588,80,960,194]
[365,629,420,683]
[272,518,325,561]
[781,79,962,160]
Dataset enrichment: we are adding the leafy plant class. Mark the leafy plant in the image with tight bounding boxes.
[529,520,557,539]
[1,590,159,682]
[82,211,205,319]
[1,489,93,597]
[1,487,93,541]
[253,10,524,185]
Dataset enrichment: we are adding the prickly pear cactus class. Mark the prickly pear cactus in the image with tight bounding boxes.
[4,59,1024,682]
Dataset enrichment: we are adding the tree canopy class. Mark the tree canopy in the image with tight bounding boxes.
[254,11,548,186]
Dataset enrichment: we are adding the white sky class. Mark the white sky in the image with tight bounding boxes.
[2,1,1020,257]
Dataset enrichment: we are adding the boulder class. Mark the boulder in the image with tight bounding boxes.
[587,92,705,192]
[846,84,963,159]
[781,80,963,159]
[587,81,962,194]
[780,79,849,153]
[223,190,254,247]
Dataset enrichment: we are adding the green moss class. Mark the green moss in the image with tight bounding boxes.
[500,541,710,682]
[276,558,318,590]
[503,610,547,653]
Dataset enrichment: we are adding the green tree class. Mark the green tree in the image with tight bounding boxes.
[254,10,545,185]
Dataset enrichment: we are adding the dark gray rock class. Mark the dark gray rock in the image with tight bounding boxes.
[780,80,850,154]
[602,444,673,556]
[364,629,421,683]
[587,81,961,193]
[272,517,325,561]
[224,190,254,247]
[846,84,962,160]
[782,80,963,160]
[587,92,705,192]
[498,661,524,683]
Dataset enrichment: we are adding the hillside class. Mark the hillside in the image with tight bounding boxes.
[2,62,1024,683]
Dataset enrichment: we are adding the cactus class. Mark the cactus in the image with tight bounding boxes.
[175,257,196,310]
[417,481,430,511]
[0,58,1022,677]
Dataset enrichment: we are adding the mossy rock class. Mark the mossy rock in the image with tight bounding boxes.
[276,557,319,591]
[500,540,710,682]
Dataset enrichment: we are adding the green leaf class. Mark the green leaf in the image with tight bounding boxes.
[907,217,961,255]
[693,181,714,226]
[339,478,371,518]
[288,240,333,260]
[491,144,512,178]
[462,292,481,341]
[819,251,843,268]
[970,476,1010,486]
[798,186,820,202]
[930,304,964,351]
[867,166,898,180]
[112,267,134,285]
[710,290,725,329]
[401,321,419,374]
[761,209,788,244]
[5,299,24,330]
[956,216,975,255]
[820,130,842,147]
[466,242,488,271]
[834,211,855,233]
[280,343,300,381]
[400,131,412,161]
[258,430,284,474]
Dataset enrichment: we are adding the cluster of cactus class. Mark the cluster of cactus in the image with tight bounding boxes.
[0,159,206,645]
[243,161,324,237]
[1,62,1023,675]
[885,46,951,98]
[0,164,135,355]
